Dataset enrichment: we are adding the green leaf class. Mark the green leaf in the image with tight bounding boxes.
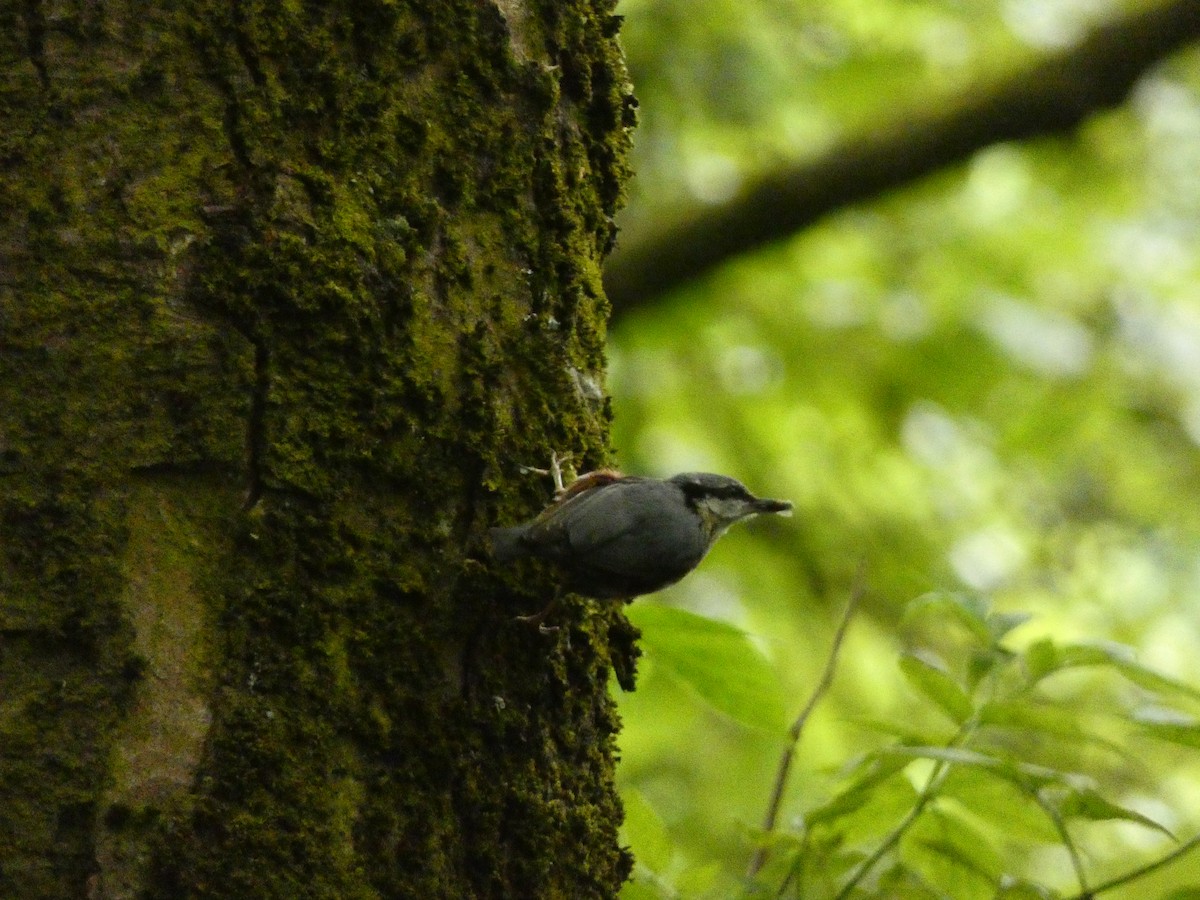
[987,611,1032,642]
[979,699,1119,753]
[881,744,1003,770]
[1055,786,1175,838]
[874,862,945,900]
[618,880,668,900]
[1111,659,1200,704]
[994,877,1058,899]
[903,806,1001,900]
[1139,720,1200,750]
[846,714,954,745]
[1020,639,1200,704]
[620,789,673,874]
[903,591,993,647]
[798,845,872,899]
[899,653,973,723]
[1022,638,1060,683]
[939,767,1062,844]
[673,861,720,896]
[1053,642,1200,703]
[627,604,788,731]
[805,755,916,835]
[966,647,1011,691]
[877,745,1067,788]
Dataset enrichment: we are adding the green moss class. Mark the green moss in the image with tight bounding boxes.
[93,480,235,897]
[0,480,135,897]
[3,0,634,895]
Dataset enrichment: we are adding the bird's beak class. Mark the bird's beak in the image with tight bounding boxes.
[752,497,793,517]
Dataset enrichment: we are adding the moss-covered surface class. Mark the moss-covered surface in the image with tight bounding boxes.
[95,480,227,897]
[2,0,635,896]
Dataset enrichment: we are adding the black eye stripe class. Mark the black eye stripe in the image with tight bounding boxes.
[678,480,752,502]
[713,487,750,500]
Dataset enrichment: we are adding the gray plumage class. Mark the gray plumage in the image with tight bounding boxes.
[490,472,792,600]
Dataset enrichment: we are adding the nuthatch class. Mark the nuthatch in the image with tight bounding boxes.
[490,464,792,602]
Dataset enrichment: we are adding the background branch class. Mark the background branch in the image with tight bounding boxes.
[604,0,1200,316]
[746,570,864,881]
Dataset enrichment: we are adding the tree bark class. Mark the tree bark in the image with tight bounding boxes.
[0,1,636,897]
[603,0,1200,315]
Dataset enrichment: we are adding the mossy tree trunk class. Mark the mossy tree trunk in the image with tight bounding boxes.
[1,1,636,896]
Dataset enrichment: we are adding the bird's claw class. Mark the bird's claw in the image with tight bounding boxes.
[518,451,574,495]
[514,593,560,629]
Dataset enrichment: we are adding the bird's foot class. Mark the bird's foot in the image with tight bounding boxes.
[519,451,574,495]
[517,451,624,502]
[514,594,560,633]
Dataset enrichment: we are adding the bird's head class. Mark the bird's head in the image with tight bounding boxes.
[669,472,793,540]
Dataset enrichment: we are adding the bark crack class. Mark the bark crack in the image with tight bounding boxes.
[20,0,50,90]
[243,339,269,509]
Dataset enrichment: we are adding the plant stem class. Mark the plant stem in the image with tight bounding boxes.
[1067,828,1200,899]
[833,756,951,900]
[1032,792,1089,897]
[746,565,865,881]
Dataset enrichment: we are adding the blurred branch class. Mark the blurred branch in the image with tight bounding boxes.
[604,0,1200,316]
[834,756,953,900]
[746,566,864,881]
[1068,829,1200,899]
[1033,792,1090,897]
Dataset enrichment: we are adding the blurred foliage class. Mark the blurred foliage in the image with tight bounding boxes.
[607,0,1200,897]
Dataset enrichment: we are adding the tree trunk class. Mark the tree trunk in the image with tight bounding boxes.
[1,2,637,897]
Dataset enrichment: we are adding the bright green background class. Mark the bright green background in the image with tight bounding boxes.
[607,1,1200,896]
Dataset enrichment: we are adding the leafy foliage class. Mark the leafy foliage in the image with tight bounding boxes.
[627,604,789,731]
[609,2,1200,897]
[622,594,1200,898]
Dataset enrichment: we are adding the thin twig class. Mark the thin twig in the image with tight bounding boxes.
[746,564,866,880]
[833,755,953,900]
[1067,828,1200,899]
[834,715,983,899]
[773,831,810,900]
[1032,792,1090,897]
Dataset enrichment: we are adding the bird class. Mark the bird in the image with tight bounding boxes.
[490,464,792,604]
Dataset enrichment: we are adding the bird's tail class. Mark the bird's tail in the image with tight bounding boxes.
[488,526,528,563]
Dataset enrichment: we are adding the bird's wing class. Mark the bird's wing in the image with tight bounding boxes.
[522,477,647,551]
[562,479,707,574]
